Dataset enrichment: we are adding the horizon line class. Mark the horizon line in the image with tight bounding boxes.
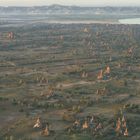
[0,4,140,7]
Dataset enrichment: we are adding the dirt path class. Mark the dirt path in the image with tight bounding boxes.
[56,78,113,89]
[56,80,96,89]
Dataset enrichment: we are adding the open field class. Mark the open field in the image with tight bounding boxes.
[0,22,140,140]
[1,14,140,26]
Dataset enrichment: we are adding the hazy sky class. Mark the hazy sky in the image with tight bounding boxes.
[0,0,140,6]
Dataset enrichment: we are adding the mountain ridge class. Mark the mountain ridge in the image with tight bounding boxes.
[0,5,140,15]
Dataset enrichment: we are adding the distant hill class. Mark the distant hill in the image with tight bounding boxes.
[0,5,140,15]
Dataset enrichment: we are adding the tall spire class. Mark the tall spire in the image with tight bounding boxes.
[97,70,103,80]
